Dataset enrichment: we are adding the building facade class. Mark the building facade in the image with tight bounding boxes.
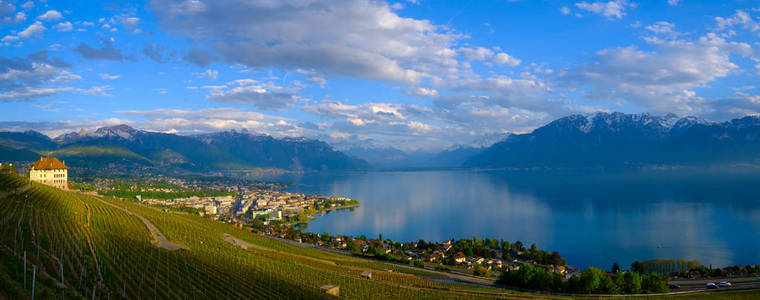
[29,157,69,190]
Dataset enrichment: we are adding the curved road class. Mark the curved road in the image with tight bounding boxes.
[94,197,187,250]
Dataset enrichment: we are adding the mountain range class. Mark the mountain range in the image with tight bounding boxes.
[3,112,760,173]
[465,112,760,168]
[0,125,368,172]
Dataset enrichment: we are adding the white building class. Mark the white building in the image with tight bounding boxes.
[204,205,218,215]
[29,157,68,190]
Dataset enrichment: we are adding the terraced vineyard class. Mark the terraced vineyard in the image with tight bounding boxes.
[0,173,524,299]
[3,172,760,300]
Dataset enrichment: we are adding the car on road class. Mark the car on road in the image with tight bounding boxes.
[718,281,731,287]
[668,283,681,289]
[706,283,718,289]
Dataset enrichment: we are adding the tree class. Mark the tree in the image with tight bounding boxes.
[616,271,642,294]
[551,251,563,266]
[473,265,490,277]
[631,261,644,274]
[611,262,621,273]
[413,260,425,268]
[641,273,669,294]
[514,241,523,251]
[296,211,308,222]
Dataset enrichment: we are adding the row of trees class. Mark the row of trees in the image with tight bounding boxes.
[497,264,669,295]
[629,259,760,278]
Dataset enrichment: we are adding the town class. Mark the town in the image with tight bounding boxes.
[18,156,573,280]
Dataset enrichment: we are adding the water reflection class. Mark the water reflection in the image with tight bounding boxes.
[267,169,760,269]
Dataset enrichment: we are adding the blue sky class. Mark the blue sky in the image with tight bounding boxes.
[1,0,760,150]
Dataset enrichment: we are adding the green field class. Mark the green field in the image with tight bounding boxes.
[0,173,758,299]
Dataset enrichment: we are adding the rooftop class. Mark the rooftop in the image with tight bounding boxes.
[31,157,69,170]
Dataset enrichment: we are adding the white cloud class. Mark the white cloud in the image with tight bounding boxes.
[560,6,571,15]
[460,47,521,66]
[18,21,46,38]
[150,0,464,85]
[114,107,307,137]
[99,73,120,80]
[196,69,218,80]
[575,0,631,19]
[560,33,753,114]
[54,21,73,32]
[203,79,301,110]
[21,1,34,10]
[667,0,680,6]
[38,10,62,21]
[715,10,760,33]
[493,52,521,66]
[1,35,18,42]
[645,21,676,34]
[405,87,439,98]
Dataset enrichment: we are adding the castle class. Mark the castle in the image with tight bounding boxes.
[29,157,69,190]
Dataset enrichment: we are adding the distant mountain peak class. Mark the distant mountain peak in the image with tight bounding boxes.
[94,124,139,140]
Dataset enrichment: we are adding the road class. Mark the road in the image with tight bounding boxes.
[94,196,187,250]
[670,276,760,292]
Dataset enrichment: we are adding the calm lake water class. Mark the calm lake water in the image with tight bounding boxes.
[268,168,760,269]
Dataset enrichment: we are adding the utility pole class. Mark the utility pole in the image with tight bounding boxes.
[31,265,37,300]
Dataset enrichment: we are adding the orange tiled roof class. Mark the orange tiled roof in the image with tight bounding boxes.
[31,157,68,170]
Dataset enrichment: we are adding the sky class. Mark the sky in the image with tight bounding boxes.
[1,0,760,151]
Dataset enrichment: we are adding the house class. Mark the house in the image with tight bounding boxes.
[428,250,446,262]
[204,205,218,215]
[29,157,69,190]
[454,252,467,264]
[441,240,452,252]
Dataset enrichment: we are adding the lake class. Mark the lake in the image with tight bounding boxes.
[267,168,760,269]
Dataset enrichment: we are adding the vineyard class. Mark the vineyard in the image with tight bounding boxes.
[0,173,521,299]
[3,172,760,300]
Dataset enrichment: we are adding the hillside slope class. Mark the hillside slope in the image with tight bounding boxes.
[0,173,508,299]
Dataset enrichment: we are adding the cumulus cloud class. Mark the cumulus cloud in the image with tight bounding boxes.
[99,73,120,80]
[645,21,676,34]
[18,21,46,38]
[114,107,307,136]
[37,10,62,21]
[201,79,301,110]
[715,10,760,33]
[74,39,135,61]
[2,9,26,24]
[559,33,753,114]
[0,51,112,102]
[54,21,73,32]
[195,69,218,80]
[301,99,551,149]
[405,87,439,98]
[460,47,520,66]
[575,0,631,19]
[150,0,464,85]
